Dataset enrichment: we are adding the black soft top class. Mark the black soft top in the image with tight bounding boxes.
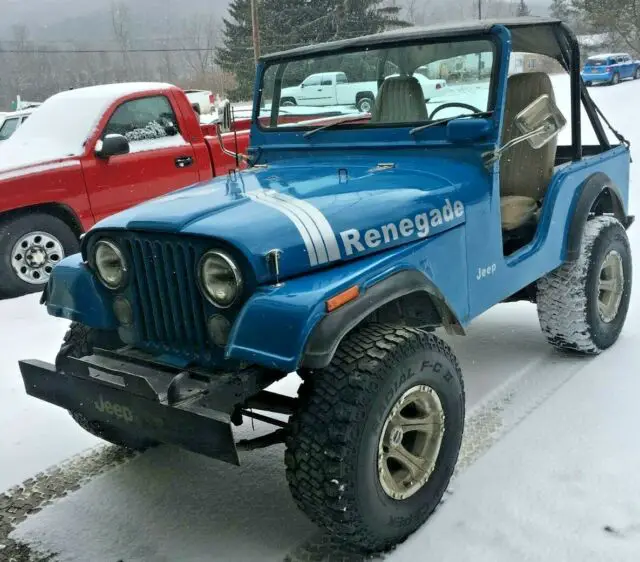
[261,17,566,63]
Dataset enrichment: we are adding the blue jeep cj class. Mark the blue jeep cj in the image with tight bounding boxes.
[20,17,634,552]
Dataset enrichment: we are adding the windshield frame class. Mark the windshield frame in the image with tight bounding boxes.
[254,33,502,135]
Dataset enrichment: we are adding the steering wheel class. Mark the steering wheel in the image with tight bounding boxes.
[429,102,483,120]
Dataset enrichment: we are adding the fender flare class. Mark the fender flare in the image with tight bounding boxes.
[566,172,631,262]
[300,269,463,370]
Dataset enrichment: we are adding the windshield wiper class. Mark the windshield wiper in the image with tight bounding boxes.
[409,111,493,136]
[303,115,369,138]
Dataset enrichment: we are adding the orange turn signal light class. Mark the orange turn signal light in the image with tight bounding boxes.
[326,285,360,312]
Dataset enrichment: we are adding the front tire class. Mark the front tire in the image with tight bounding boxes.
[57,323,155,451]
[280,97,297,107]
[286,324,465,552]
[537,216,632,353]
[0,213,79,298]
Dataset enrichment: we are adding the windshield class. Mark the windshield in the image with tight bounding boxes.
[258,38,496,132]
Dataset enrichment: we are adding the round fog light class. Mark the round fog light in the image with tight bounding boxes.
[113,296,133,326]
[207,314,231,347]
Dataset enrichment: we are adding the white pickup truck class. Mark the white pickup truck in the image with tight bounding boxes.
[0,109,33,142]
[280,71,446,112]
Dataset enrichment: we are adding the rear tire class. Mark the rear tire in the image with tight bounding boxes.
[356,96,374,113]
[280,97,297,107]
[537,216,632,354]
[0,213,79,299]
[286,324,465,552]
[610,72,620,85]
[635,68,640,80]
[57,322,155,451]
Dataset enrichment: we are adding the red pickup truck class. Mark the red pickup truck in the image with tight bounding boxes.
[0,82,250,298]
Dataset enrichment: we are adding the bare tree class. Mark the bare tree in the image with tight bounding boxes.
[110,1,132,78]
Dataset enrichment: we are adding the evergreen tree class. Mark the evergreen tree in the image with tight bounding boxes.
[517,0,531,16]
[216,0,409,101]
[549,0,575,21]
[215,0,256,101]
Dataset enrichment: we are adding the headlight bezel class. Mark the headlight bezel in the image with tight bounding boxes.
[93,239,128,290]
[197,249,243,308]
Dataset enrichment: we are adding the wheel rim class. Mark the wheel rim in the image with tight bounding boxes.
[377,384,445,500]
[598,250,624,323]
[359,99,372,112]
[10,231,64,285]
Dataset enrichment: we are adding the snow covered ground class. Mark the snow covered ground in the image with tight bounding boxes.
[2,74,640,560]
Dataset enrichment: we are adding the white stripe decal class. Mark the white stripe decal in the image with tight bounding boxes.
[260,190,329,264]
[269,191,342,262]
[247,191,319,266]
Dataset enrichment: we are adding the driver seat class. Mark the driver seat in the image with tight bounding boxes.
[500,72,559,231]
[369,75,429,123]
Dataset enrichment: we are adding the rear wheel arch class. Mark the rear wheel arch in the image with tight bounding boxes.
[300,270,464,370]
[355,91,375,103]
[566,172,628,262]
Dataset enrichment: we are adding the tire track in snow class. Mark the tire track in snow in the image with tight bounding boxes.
[0,447,138,561]
[0,348,598,561]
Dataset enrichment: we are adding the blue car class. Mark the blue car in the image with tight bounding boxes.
[19,17,634,552]
[581,52,640,85]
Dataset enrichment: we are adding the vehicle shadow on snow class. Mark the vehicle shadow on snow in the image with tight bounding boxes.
[14,303,567,562]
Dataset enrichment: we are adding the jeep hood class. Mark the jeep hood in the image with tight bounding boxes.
[92,155,474,283]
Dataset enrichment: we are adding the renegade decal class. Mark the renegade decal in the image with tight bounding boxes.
[340,199,465,256]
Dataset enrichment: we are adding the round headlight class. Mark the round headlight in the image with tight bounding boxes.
[94,240,127,289]
[198,251,242,308]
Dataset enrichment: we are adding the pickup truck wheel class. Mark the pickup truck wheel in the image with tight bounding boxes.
[280,97,297,106]
[285,324,464,552]
[537,216,632,354]
[0,213,79,298]
[356,96,374,113]
[57,322,156,452]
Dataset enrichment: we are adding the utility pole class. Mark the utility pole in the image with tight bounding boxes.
[477,0,482,80]
[251,0,261,65]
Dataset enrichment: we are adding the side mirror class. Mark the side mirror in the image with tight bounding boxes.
[214,99,248,167]
[164,121,178,136]
[483,94,566,166]
[514,94,566,149]
[95,134,129,159]
[217,100,232,133]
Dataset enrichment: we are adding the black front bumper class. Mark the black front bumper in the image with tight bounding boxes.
[19,349,279,465]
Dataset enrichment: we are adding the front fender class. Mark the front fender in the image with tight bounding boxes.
[44,253,117,329]
[226,226,469,372]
